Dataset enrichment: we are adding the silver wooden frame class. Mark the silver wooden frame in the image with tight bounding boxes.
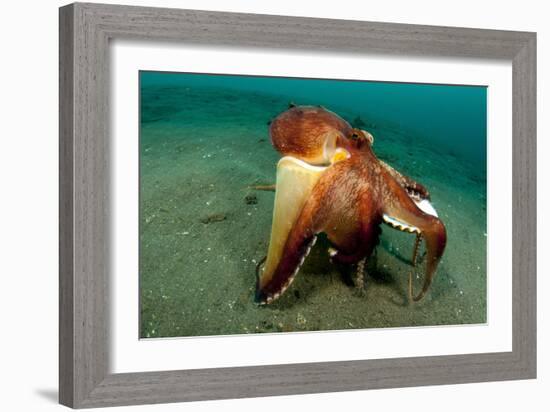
[59,2,536,408]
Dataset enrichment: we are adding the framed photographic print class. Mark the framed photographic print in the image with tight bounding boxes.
[59,2,536,408]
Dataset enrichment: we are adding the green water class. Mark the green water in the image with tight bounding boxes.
[139,71,487,338]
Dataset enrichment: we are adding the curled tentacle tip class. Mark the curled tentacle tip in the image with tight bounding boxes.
[407,272,425,303]
[254,289,268,305]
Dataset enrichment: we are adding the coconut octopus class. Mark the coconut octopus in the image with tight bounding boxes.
[255,105,447,305]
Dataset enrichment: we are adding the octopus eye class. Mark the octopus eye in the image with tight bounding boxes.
[350,132,359,140]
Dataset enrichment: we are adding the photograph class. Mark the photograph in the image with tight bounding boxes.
[139,71,488,338]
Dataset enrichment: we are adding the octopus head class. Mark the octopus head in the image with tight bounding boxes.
[269,105,376,165]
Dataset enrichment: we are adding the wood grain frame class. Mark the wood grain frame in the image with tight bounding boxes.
[59,2,536,408]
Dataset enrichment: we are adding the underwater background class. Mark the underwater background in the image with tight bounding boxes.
[139,71,487,338]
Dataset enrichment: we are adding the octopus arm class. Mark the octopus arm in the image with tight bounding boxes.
[256,156,327,304]
[379,160,431,201]
[382,187,447,302]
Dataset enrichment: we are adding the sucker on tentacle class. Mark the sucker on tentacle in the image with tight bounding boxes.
[382,214,421,233]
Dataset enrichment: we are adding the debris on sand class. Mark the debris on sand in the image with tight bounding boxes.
[199,213,227,224]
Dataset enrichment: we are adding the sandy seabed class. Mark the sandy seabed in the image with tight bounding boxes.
[139,85,487,338]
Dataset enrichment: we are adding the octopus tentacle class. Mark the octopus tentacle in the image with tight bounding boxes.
[355,257,366,290]
[256,190,324,304]
[412,233,423,267]
[380,160,431,201]
[382,192,446,302]
[256,234,318,304]
[409,218,446,302]
[256,156,327,304]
